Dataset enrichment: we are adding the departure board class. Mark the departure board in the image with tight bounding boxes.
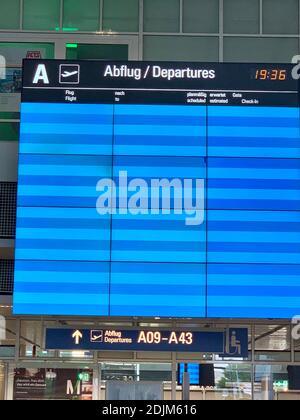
[13,60,300,318]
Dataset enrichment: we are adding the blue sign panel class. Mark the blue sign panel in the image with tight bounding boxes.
[45,328,248,357]
[13,60,300,319]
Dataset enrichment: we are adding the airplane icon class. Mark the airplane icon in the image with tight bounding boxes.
[90,330,104,343]
[59,64,80,84]
[61,70,78,78]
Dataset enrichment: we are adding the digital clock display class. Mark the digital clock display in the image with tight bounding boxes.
[253,68,287,81]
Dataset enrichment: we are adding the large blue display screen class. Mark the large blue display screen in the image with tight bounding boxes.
[13,61,300,318]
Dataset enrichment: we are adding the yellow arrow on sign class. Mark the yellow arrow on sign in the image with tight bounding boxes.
[72,330,83,345]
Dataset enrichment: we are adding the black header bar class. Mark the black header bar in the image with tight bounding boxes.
[22,59,299,107]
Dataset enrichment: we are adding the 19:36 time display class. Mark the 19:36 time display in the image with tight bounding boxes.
[254,69,287,81]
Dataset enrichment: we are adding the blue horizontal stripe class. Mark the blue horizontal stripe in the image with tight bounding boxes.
[16,228,111,240]
[112,240,205,252]
[22,113,113,125]
[114,125,203,136]
[113,145,206,156]
[17,207,107,219]
[208,105,299,118]
[21,102,113,114]
[115,104,206,116]
[208,263,300,275]
[209,116,299,128]
[111,284,205,295]
[115,115,206,126]
[112,212,203,221]
[207,252,299,264]
[112,168,205,178]
[21,123,113,135]
[112,219,204,230]
[209,179,300,190]
[20,133,113,145]
[16,238,110,250]
[207,307,298,319]
[111,251,205,262]
[208,285,300,297]
[110,294,203,306]
[208,295,300,308]
[208,188,300,200]
[208,242,300,253]
[18,175,109,187]
[208,210,300,223]
[14,292,107,305]
[17,217,202,230]
[14,260,110,272]
[13,303,109,316]
[18,178,107,193]
[110,305,205,317]
[18,196,203,210]
[208,221,300,232]
[15,249,110,260]
[114,134,205,146]
[17,220,108,230]
[18,164,112,177]
[208,147,300,158]
[111,262,205,275]
[18,185,101,197]
[19,154,112,166]
[19,144,113,155]
[17,218,109,229]
[14,271,109,283]
[18,209,199,223]
[208,136,300,149]
[207,199,300,210]
[208,275,300,287]
[14,282,109,294]
[18,196,98,207]
[209,231,300,243]
[114,155,205,167]
[111,273,204,285]
[112,230,205,242]
[208,157,300,169]
[209,126,298,138]
[208,168,300,180]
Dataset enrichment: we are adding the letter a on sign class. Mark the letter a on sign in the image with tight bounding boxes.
[32,64,49,84]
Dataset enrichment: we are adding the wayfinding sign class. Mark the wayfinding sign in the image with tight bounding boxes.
[45,327,248,357]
